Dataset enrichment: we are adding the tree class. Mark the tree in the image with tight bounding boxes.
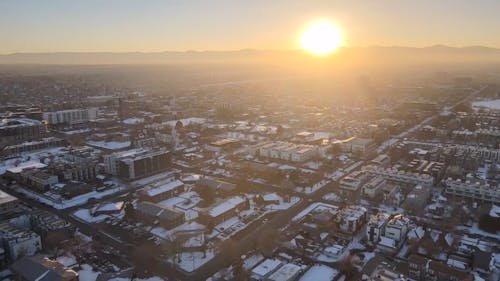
[44,231,67,257]
[198,187,216,205]
[124,202,135,220]
[257,228,280,257]
[175,120,184,131]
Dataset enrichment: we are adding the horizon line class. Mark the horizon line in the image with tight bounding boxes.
[1,44,499,56]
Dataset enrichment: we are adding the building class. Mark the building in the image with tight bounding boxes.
[444,178,500,204]
[0,222,41,261]
[366,212,391,244]
[362,176,387,199]
[408,254,473,281]
[1,137,66,157]
[0,118,45,147]
[196,177,236,193]
[104,148,170,180]
[266,263,302,281]
[205,138,240,152]
[11,254,78,281]
[30,210,74,238]
[0,191,20,217]
[339,170,372,199]
[135,201,185,229]
[341,137,376,156]
[402,185,431,215]
[258,141,319,163]
[362,165,434,187]
[336,205,367,234]
[379,215,410,251]
[139,179,184,202]
[199,196,249,225]
[250,258,283,281]
[43,108,97,125]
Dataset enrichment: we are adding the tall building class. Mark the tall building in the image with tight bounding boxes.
[0,118,45,147]
[104,149,171,180]
[42,108,97,125]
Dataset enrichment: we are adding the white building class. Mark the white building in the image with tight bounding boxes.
[251,258,283,280]
[43,108,97,125]
[444,178,500,204]
[366,212,391,244]
[362,176,387,199]
[267,263,302,281]
[258,141,318,163]
[362,165,434,187]
[337,205,367,234]
[0,223,41,261]
[382,214,410,245]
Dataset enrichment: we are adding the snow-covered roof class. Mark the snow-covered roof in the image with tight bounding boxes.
[251,259,282,278]
[146,180,184,197]
[267,263,301,281]
[208,196,245,217]
[299,265,339,281]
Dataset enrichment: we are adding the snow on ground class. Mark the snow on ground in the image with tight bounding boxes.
[299,264,339,281]
[295,179,331,194]
[73,208,123,223]
[265,196,300,210]
[79,264,100,281]
[473,99,500,110]
[109,277,164,281]
[87,140,131,150]
[172,249,215,273]
[322,193,342,202]
[56,254,77,267]
[292,202,339,222]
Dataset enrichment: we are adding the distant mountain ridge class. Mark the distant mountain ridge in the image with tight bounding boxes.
[1,45,500,65]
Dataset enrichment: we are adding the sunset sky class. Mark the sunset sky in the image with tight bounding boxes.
[1,0,499,54]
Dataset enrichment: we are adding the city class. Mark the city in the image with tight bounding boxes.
[0,1,500,281]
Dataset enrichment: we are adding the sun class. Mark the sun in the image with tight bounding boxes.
[300,20,343,55]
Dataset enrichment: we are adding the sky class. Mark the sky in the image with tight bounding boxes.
[1,0,499,54]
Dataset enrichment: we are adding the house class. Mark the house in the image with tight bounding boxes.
[11,255,78,281]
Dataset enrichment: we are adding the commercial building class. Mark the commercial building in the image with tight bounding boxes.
[362,165,434,187]
[0,118,45,147]
[11,254,78,281]
[258,141,319,163]
[104,148,171,180]
[1,137,66,157]
[43,108,97,125]
[0,191,20,217]
[139,179,184,202]
[199,196,249,225]
[135,201,185,229]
